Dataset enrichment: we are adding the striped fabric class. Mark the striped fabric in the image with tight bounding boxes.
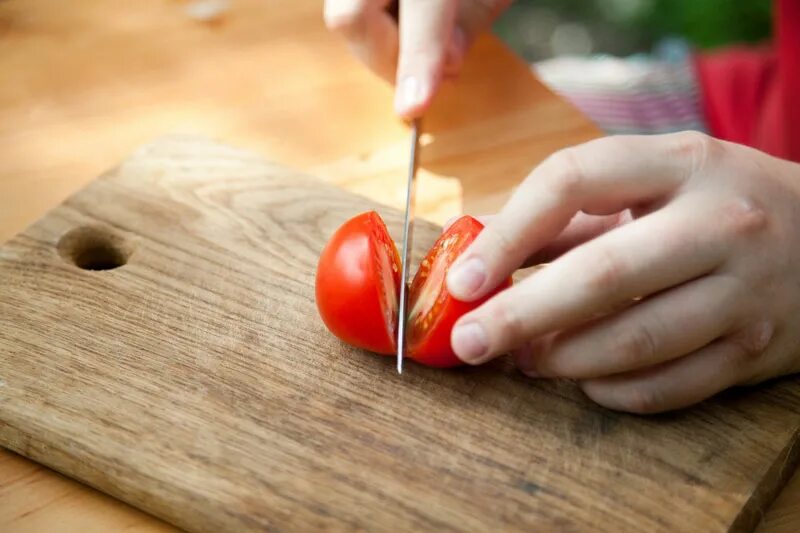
[533,54,707,136]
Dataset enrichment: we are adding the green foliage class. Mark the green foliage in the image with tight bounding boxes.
[635,0,773,49]
[495,0,774,60]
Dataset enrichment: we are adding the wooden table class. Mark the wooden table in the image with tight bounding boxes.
[0,1,798,531]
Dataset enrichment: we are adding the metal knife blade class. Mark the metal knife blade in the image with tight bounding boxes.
[396,119,421,374]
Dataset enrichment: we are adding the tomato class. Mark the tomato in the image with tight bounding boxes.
[406,216,512,367]
[316,212,511,367]
[315,211,401,354]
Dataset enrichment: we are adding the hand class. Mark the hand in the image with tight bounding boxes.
[445,132,800,413]
[324,0,512,118]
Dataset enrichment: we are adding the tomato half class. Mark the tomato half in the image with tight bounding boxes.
[315,211,401,354]
[407,216,512,368]
[316,212,511,367]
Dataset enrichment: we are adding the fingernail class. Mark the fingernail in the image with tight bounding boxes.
[395,76,428,115]
[447,257,486,298]
[452,322,488,363]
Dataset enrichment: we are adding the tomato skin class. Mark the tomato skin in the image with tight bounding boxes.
[317,212,510,368]
[315,211,400,355]
[407,216,512,368]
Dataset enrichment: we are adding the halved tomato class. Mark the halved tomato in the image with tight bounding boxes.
[316,212,511,367]
[315,211,401,354]
[407,216,512,367]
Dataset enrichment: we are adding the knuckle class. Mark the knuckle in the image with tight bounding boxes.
[729,321,773,362]
[483,224,516,259]
[616,324,659,366]
[546,148,586,200]
[671,131,717,175]
[492,300,525,347]
[582,246,625,296]
[720,197,769,238]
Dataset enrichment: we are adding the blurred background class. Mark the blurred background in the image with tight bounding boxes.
[496,0,773,60]
[0,0,779,244]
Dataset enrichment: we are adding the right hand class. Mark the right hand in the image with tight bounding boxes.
[444,133,800,414]
[324,0,513,118]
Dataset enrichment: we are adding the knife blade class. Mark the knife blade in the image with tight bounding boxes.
[396,118,421,374]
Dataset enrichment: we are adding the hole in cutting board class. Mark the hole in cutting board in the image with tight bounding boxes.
[57,226,133,271]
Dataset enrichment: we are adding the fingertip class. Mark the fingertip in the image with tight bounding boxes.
[394,75,433,118]
[451,320,489,364]
[446,256,487,301]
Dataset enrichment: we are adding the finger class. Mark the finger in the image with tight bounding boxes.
[442,26,468,77]
[395,0,458,117]
[446,132,715,302]
[444,211,629,265]
[451,192,748,364]
[438,0,510,78]
[579,324,774,414]
[525,211,630,265]
[325,0,398,81]
[517,274,745,379]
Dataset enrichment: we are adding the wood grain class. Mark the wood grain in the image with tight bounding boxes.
[0,449,176,532]
[760,470,800,532]
[1,136,800,532]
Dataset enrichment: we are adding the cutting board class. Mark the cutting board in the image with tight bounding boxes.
[1,136,800,532]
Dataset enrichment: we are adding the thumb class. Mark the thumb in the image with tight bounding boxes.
[395,0,458,118]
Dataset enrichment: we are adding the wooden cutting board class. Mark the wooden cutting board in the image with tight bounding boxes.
[1,136,800,532]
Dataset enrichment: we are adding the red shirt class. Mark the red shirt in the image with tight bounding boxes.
[695,0,799,162]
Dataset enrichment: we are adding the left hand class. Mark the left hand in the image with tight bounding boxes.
[445,132,800,413]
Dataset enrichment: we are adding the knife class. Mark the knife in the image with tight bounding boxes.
[396,118,421,374]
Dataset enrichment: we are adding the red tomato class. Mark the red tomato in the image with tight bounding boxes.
[316,212,511,367]
[407,216,512,368]
[316,211,401,354]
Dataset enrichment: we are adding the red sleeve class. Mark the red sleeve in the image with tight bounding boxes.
[695,0,800,162]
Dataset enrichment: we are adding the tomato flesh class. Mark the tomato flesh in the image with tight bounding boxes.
[316,212,511,367]
[407,216,512,368]
[315,211,400,354]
